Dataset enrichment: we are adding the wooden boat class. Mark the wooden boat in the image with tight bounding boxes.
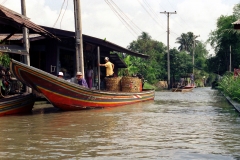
[10,59,155,111]
[182,86,194,89]
[172,88,193,92]
[0,93,35,116]
[172,86,194,92]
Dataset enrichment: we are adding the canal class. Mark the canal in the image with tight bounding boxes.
[0,87,240,159]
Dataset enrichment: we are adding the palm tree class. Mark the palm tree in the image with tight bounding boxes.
[176,33,189,51]
[176,32,199,53]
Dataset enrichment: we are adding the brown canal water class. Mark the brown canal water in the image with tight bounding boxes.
[0,87,240,159]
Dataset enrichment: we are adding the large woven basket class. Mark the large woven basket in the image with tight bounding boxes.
[121,76,142,92]
[105,77,122,91]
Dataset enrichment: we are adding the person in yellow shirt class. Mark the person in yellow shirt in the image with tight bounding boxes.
[98,57,114,77]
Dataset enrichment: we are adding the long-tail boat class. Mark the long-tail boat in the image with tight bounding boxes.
[172,85,194,92]
[10,59,155,111]
[0,93,35,116]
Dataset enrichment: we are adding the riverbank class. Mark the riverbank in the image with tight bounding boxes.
[222,92,240,113]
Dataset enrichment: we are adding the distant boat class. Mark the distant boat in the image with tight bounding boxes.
[10,59,155,111]
[172,86,194,92]
[0,93,35,116]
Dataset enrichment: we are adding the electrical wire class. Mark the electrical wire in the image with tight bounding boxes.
[166,0,193,30]
[108,0,142,33]
[105,0,137,37]
[142,0,165,25]
[137,0,165,30]
[53,0,66,28]
[60,0,68,29]
[1,0,7,5]
[104,0,140,37]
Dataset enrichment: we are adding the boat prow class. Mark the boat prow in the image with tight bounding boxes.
[0,93,35,116]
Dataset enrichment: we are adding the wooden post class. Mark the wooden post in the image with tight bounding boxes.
[97,46,100,90]
[73,0,84,77]
[21,0,31,93]
[230,45,232,72]
[160,11,177,89]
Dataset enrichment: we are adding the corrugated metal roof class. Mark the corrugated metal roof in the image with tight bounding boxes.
[41,26,149,59]
[109,53,127,68]
[0,5,58,40]
[0,33,41,40]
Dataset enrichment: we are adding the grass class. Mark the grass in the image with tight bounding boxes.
[143,82,156,90]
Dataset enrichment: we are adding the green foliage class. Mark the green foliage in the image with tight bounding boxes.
[0,52,10,67]
[143,82,156,90]
[169,49,192,79]
[218,73,240,102]
[123,31,211,86]
[233,3,240,19]
[176,32,200,53]
[207,13,240,75]
[126,32,167,84]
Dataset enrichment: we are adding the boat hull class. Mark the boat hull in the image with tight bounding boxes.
[0,93,35,116]
[10,59,155,111]
[172,88,193,92]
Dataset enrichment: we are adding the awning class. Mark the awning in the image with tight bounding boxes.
[110,53,127,68]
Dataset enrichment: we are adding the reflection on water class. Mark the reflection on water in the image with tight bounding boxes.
[0,87,240,159]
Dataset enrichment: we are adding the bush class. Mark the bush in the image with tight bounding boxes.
[218,72,240,102]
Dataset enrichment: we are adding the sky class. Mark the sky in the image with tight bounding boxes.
[1,0,240,55]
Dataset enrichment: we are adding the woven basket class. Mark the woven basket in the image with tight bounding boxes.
[121,76,142,92]
[105,77,122,91]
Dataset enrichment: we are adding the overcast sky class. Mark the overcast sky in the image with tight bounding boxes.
[2,0,240,55]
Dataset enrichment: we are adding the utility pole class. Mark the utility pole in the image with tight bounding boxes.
[193,35,200,74]
[73,0,84,77]
[160,11,176,90]
[230,45,232,72]
[21,0,31,93]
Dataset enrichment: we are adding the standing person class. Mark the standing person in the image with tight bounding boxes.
[58,72,64,79]
[76,72,88,88]
[180,77,184,86]
[190,73,194,86]
[98,57,114,77]
[86,65,93,89]
[202,76,206,87]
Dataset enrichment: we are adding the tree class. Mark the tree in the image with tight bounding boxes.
[233,3,240,19]
[168,48,192,84]
[207,14,240,75]
[126,32,167,84]
[176,32,199,53]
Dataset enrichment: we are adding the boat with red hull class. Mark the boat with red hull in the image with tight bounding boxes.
[0,93,35,116]
[10,59,155,111]
[172,85,194,92]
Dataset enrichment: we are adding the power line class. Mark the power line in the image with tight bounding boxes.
[104,0,140,37]
[108,0,142,33]
[105,0,138,37]
[142,0,165,25]
[1,0,7,5]
[137,0,165,30]
[53,0,66,28]
[60,0,68,29]
[166,0,193,30]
